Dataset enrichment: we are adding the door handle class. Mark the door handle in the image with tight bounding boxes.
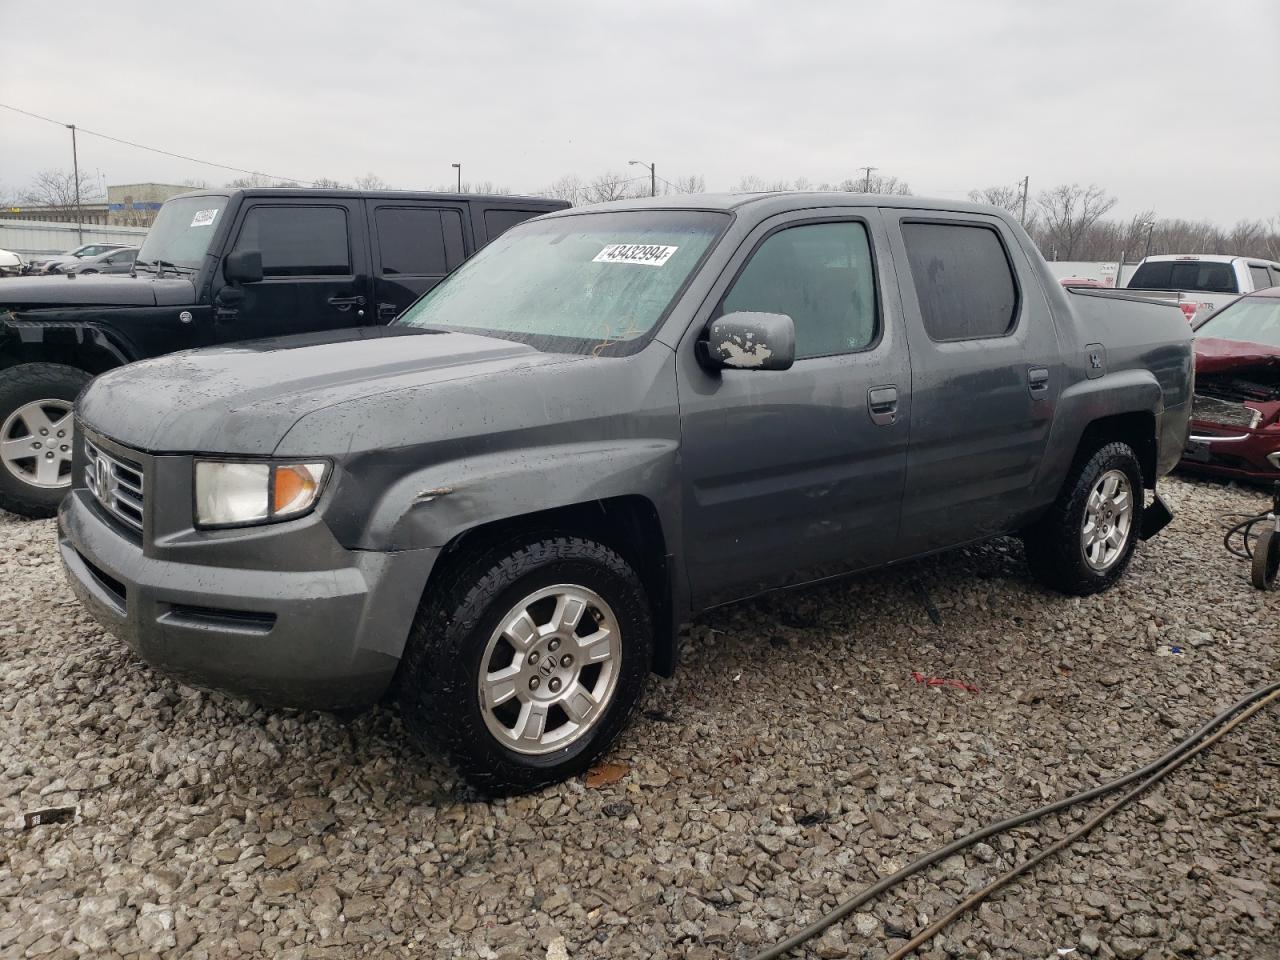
[377,301,399,321]
[868,384,899,426]
[327,294,366,310]
[1028,366,1050,400]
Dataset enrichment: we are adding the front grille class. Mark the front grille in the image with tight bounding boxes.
[1192,394,1261,431]
[84,439,145,532]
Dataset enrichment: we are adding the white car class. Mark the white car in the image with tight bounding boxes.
[1126,254,1280,324]
[24,242,131,275]
[0,249,23,278]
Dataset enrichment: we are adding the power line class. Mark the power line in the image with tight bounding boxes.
[0,102,316,186]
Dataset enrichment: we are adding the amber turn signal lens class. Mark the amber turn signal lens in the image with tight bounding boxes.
[272,463,325,516]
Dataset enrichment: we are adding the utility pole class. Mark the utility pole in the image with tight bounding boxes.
[1143,220,1156,258]
[451,163,461,192]
[628,160,656,197]
[1018,175,1029,227]
[66,123,83,243]
[860,166,877,193]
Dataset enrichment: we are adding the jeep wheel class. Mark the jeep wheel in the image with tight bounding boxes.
[0,363,93,519]
[397,535,652,795]
[1025,441,1145,595]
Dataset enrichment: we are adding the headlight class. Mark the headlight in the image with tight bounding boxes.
[194,460,329,528]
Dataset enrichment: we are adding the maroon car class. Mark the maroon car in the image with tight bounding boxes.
[1181,287,1280,481]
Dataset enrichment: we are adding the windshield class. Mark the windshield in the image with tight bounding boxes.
[136,195,229,271]
[1128,259,1238,294]
[396,210,728,354]
[1196,296,1280,349]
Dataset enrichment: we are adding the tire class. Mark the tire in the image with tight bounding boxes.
[0,363,93,519]
[1025,441,1145,596]
[1252,524,1279,590]
[80,269,98,275]
[397,535,653,795]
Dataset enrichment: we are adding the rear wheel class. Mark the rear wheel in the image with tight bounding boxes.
[397,535,652,795]
[0,363,93,519]
[1025,441,1145,595]
[1252,525,1279,590]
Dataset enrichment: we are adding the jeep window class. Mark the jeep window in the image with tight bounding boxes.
[136,195,229,271]
[233,206,351,277]
[375,207,464,276]
[483,208,543,239]
[1128,260,1240,294]
[902,221,1018,341]
[396,210,728,355]
[720,221,878,358]
[1194,296,1280,348]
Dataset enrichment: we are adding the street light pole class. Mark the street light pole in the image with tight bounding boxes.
[1143,220,1156,258]
[1018,174,1030,227]
[629,160,656,197]
[451,163,461,192]
[67,123,83,243]
[859,166,877,193]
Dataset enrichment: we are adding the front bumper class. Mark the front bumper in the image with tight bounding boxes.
[1179,420,1280,483]
[58,486,438,711]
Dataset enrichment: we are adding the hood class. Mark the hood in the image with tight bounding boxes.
[79,326,581,455]
[0,274,196,309]
[1195,337,1280,377]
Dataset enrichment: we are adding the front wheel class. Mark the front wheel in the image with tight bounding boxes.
[0,363,93,519]
[397,535,653,795]
[1024,441,1145,595]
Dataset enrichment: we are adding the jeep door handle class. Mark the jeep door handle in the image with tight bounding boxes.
[1028,366,1050,399]
[327,294,366,310]
[868,385,898,426]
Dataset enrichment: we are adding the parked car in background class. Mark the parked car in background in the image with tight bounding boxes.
[58,192,1192,793]
[0,188,568,518]
[1126,254,1280,325]
[54,247,139,276]
[1181,287,1280,481]
[0,249,23,277]
[24,242,132,275]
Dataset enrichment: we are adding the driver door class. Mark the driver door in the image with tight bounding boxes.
[676,210,910,608]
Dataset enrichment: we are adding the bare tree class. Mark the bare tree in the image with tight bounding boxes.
[1035,183,1117,260]
[835,172,912,196]
[585,171,640,204]
[181,177,211,189]
[731,175,768,192]
[20,168,98,213]
[539,174,585,206]
[226,174,294,188]
[665,174,706,194]
[311,177,351,189]
[354,173,390,191]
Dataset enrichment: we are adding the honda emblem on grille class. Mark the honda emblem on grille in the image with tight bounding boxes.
[94,456,115,508]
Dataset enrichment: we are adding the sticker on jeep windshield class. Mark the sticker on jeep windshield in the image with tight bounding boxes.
[190,209,219,228]
[593,243,678,267]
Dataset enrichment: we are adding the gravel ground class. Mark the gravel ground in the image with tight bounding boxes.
[1,474,1277,960]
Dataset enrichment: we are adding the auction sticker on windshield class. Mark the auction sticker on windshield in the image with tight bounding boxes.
[593,243,678,267]
[190,209,219,228]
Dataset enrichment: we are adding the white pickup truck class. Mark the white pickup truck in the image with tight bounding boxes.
[1125,254,1280,324]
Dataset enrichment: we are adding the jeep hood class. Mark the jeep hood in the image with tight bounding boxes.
[1,274,195,309]
[78,326,582,455]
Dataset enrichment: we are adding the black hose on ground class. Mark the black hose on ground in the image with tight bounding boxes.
[750,679,1280,960]
[1222,511,1269,560]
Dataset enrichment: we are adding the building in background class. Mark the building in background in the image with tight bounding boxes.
[106,183,190,226]
[4,182,190,227]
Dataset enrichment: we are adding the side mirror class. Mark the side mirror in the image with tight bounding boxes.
[698,311,796,371]
[223,249,263,284]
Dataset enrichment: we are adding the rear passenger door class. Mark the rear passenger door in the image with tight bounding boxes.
[885,212,1061,556]
[219,199,370,340]
[368,201,471,322]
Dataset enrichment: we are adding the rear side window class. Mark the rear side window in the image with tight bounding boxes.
[901,222,1018,341]
[1128,260,1239,294]
[1248,264,1273,291]
[374,207,465,276]
[234,206,350,277]
[484,208,542,241]
[720,220,878,359]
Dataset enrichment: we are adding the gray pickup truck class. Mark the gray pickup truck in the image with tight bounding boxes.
[58,193,1193,793]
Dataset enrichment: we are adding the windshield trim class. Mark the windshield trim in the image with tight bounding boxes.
[393,207,734,357]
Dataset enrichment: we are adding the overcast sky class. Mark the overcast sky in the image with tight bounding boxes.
[3,0,1277,225]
